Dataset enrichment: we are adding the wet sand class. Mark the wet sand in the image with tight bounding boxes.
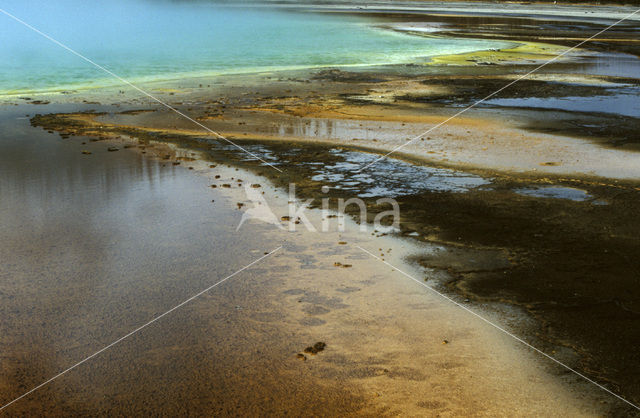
[3,4,640,416]
[0,106,611,416]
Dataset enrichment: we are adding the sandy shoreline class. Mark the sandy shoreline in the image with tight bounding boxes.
[23,68,640,182]
[3,3,640,415]
[0,110,611,415]
[21,85,640,413]
[44,128,618,415]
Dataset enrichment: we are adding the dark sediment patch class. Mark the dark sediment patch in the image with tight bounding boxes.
[311,68,389,84]
[520,111,640,151]
[304,342,327,355]
[406,78,616,104]
[118,108,155,115]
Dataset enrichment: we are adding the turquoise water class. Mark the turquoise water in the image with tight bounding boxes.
[0,0,509,95]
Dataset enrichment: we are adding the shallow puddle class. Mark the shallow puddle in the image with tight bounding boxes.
[309,149,491,197]
[514,185,594,202]
[484,86,640,118]
[217,143,491,197]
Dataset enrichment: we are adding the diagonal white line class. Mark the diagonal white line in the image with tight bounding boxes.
[356,8,640,172]
[356,245,640,411]
[0,8,283,173]
[0,246,282,412]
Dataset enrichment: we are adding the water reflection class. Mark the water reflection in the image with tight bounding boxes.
[484,87,640,118]
[514,186,595,202]
[0,107,263,414]
[310,148,491,197]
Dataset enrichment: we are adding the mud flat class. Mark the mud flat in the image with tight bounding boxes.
[0,104,611,416]
[26,97,640,415]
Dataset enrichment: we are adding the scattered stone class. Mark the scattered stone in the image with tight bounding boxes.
[296,353,307,361]
[442,340,449,345]
[303,342,327,355]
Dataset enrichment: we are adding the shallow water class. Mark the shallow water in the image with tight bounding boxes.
[514,186,593,202]
[484,86,640,118]
[0,106,292,413]
[217,142,491,197]
[0,0,509,95]
[310,148,491,197]
[572,52,640,79]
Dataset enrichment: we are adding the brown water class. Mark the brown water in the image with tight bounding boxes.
[0,105,361,415]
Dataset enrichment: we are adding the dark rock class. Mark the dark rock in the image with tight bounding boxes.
[303,342,327,355]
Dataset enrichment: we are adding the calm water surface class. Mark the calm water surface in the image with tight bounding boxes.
[0,0,510,95]
[0,106,298,414]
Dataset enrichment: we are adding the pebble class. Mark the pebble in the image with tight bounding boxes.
[303,342,327,355]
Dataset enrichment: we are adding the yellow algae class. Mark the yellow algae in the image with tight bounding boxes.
[429,40,569,66]
[151,88,183,93]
